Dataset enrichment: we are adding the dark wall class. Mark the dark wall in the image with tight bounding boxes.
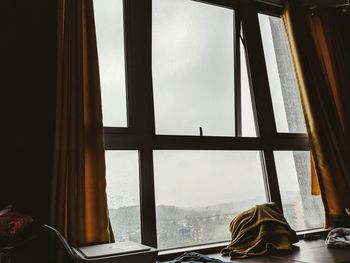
[1,0,57,223]
[339,12,350,61]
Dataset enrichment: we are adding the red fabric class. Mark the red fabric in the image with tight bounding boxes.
[0,208,33,236]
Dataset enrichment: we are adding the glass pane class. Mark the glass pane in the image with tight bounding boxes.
[258,14,307,133]
[241,38,257,137]
[153,0,234,136]
[274,151,324,231]
[94,0,127,127]
[105,151,141,243]
[154,151,267,249]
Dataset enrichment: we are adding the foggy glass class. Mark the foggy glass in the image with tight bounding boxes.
[94,0,128,127]
[274,151,324,231]
[105,151,141,243]
[153,150,266,249]
[152,0,235,136]
[259,14,307,133]
[241,38,258,137]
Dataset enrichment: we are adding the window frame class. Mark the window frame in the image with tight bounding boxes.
[101,0,312,251]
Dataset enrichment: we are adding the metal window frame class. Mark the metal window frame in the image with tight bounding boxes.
[102,0,311,250]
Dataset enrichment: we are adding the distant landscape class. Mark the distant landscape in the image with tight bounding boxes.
[108,192,324,249]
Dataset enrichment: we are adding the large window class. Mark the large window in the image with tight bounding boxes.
[94,0,324,250]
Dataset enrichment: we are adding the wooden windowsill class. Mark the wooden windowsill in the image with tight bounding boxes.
[157,228,332,262]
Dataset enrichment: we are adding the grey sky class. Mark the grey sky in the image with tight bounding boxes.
[94,0,304,210]
[153,0,234,136]
[94,0,127,127]
[153,150,266,208]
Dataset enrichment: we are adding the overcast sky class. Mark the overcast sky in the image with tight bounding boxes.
[93,0,302,210]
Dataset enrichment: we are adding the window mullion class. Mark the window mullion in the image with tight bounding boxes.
[234,9,242,137]
[241,2,276,138]
[241,2,282,211]
[139,149,158,248]
[123,0,135,129]
[125,0,157,248]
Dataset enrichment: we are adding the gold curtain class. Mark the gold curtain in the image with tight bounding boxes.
[283,1,350,227]
[50,0,113,246]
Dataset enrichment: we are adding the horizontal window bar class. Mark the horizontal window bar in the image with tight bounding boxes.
[104,134,309,151]
[103,127,135,134]
[192,0,237,9]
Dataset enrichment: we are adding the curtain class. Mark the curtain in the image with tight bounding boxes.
[283,1,350,227]
[50,0,113,246]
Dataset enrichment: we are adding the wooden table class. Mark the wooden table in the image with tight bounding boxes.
[208,239,350,263]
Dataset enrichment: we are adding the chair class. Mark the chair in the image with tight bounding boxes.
[36,224,80,263]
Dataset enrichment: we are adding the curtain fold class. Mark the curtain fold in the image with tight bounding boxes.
[283,1,350,227]
[50,0,112,246]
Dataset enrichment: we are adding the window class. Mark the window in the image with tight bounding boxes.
[274,151,324,231]
[94,0,128,127]
[154,150,266,249]
[240,35,258,137]
[95,0,324,251]
[105,151,141,243]
[153,0,235,136]
[258,14,307,133]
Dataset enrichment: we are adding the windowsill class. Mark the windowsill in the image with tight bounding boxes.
[157,228,330,261]
[157,241,230,262]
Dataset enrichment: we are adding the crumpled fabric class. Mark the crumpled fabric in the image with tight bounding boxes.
[221,203,298,258]
[160,252,230,263]
[325,228,350,248]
